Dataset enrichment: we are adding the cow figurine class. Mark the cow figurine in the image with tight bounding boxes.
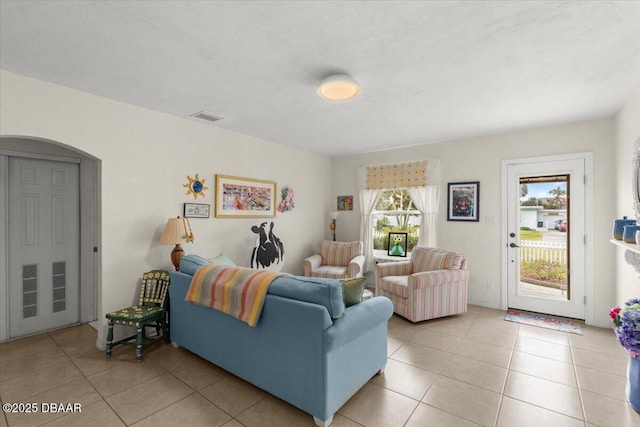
[250,222,285,270]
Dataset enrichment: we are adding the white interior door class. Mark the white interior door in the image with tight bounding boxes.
[506,157,586,319]
[8,157,80,338]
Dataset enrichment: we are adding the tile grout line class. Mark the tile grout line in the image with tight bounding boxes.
[4,337,90,426]
[406,309,488,427]
[568,338,590,427]
[47,329,130,427]
[504,320,597,425]
[4,312,634,427]
[492,321,519,427]
[129,390,199,426]
[167,369,249,425]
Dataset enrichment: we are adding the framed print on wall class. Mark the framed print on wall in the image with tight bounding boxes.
[447,181,480,222]
[215,174,276,218]
[387,232,408,257]
[184,203,210,218]
[337,195,353,211]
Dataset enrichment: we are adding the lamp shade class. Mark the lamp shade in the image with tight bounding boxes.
[329,211,340,220]
[160,217,191,244]
[317,74,361,101]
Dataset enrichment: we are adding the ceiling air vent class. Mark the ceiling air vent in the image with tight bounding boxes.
[190,111,223,123]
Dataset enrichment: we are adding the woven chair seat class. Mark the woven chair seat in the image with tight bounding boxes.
[106,306,165,327]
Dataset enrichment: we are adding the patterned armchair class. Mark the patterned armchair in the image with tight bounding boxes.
[374,246,468,322]
[302,240,365,279]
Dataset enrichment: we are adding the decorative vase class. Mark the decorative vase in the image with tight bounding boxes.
[628,355,640,413]
[614,216,636,240]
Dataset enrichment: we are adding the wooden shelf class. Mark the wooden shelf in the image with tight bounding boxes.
[610,239,640,255]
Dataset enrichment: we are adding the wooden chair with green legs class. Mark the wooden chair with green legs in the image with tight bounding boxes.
[105,270,170,362]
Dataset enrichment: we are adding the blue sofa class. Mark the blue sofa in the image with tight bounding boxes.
[169,255,393,427]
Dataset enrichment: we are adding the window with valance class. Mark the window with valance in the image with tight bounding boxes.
[357,160,439,272]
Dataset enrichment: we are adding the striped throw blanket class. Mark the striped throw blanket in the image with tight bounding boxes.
[185,264,288,327]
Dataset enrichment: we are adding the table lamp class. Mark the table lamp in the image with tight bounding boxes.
[159,217,193,271]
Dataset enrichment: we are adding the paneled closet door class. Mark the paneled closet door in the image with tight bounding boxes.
[8,157,79,338]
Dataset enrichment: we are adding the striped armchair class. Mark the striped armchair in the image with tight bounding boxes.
[302,241,365,279]
[375,246,468,322]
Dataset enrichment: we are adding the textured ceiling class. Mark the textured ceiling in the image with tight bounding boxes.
[1,1,639,157]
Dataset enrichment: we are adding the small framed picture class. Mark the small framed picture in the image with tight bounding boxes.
[447,181,480,222]
[337,195,353,211]
[184,203,210,218]
[387,232,408,257]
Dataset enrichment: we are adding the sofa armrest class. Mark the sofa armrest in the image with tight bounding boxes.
[374,260,412,277]
[347,255,365,277]
[408,269,469,289]
[302,254,323,276]
[323,297,393,352]
[374,261,412,295]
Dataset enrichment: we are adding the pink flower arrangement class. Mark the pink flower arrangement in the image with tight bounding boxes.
[609,306,622,324]
[610,298,640,358]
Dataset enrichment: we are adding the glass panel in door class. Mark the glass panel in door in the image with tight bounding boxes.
[518,175,569,301]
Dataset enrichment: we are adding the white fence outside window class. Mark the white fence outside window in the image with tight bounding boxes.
[519,240,567,264]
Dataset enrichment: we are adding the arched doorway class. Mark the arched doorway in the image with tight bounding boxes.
[0,136,101,341]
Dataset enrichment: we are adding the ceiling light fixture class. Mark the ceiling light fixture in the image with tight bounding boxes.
[317,74,361,101]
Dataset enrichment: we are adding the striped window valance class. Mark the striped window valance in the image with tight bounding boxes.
[366,160,428,190]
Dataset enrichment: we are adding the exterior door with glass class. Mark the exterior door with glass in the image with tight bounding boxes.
[505,156,586,319]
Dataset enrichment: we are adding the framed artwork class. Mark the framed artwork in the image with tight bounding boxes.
[447,181,480,222]
[215,174,276,218]
[337,195,353,211]
[184,203,210,218]
[387,232,408,257]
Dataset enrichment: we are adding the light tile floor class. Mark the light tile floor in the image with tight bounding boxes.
[1,305,639,427]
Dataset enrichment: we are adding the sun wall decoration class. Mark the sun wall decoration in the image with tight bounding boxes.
[183,174,209,199]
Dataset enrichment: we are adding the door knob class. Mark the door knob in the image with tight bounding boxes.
[509,232,516,238]
[509,242,520,248]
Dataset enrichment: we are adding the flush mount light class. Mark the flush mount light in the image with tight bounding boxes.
[317,74,361,101]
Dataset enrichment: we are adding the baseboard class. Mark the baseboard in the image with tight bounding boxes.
[468,299,503,310]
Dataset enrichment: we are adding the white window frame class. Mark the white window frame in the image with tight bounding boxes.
[372,197,422,260]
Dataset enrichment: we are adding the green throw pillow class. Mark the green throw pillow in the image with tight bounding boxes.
[340,277,367,307]
[207,254,236,266]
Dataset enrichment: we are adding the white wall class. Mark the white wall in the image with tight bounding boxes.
[614,86,640,306]
[0,70,333,346]
[2,67,633,338]
[333,118,616,326]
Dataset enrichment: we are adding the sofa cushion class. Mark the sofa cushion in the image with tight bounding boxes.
[317,241,363,267]
[208,253,236,266]
[179,254,210,275]
[312,265,348,279]
[379,276,409,298]
[268,275,345,319]
[340,277,366,306]
[411,247,464,271]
